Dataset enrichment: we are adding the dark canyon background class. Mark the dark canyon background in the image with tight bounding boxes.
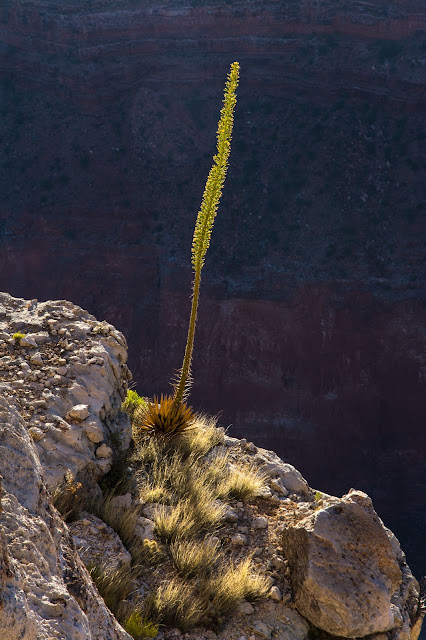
[0,0,425,584]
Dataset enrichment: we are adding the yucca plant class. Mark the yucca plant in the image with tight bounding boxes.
[173,61,239,405]
[132,394,196,441]
[133,61,240,439]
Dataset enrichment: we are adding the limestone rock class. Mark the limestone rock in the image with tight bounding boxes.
[281,489,420,638]
[0,397,131,640]
[253,447,309,497]
[68,404,90,421]
[135,516,156,541]
[69,512,132,572]
[0,292,131,488]
[19,333,38,348]
[109,493,132,512]
[238,601,255,615]
[96,443,113,459]
[252,516,268,530]
[83,417,104,443]
[269,586,282,602]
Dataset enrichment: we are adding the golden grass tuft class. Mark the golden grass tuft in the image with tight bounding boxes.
[170,538,221,579]
[216,461,267,501]
[153,493,225,543]
[148,578,207,630]
[202,556,271,615]
[173,414,225,459]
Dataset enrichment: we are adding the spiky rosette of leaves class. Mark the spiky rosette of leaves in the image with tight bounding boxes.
[132,395,196,440]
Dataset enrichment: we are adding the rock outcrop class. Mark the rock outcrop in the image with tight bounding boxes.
[0,293,423,640]
[282,489,420,638]
[0,396,131,640]
[0,292,131,488]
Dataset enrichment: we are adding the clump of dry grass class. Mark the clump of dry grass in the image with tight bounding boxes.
[52,477,85,522]
[87,493,140,552]
[153,492,225,543]
[147,578,207,630]
[174,414,225,459]
[170,538,221,579]
[216,461,267,501]
[88,563,135,619]
[202,556,271,616]
[88,563,159,639]
[121,413,270,632]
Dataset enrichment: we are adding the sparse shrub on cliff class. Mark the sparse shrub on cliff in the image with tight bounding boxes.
[12,331,25,344]
[131,61,239,441]
[122,389,147,422]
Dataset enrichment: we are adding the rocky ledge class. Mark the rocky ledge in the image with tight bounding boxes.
[0,292,424,640]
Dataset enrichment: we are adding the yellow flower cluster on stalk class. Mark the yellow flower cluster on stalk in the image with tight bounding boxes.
[132,61,240,439]
[174,60,240,406]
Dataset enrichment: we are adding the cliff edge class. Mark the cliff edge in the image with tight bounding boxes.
[0,292,423,639]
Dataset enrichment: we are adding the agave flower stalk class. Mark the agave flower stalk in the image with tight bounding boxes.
[173,61,240,406]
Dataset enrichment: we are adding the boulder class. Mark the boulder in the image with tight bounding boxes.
[281,489,421,638]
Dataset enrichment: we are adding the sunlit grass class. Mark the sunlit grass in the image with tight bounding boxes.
[216,461,267,501]
[170,538,221,579]
[147,578,207,630]
[202,556,271,615]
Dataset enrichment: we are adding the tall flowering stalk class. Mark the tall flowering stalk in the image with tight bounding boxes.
[173,61,240,406]
[131,62,239,439]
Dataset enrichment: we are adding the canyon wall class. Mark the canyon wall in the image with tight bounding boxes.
[0,0,425,579]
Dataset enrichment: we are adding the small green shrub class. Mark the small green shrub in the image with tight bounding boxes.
[122,390,147,421]
[124,611,159,639]
[12,332,25,343]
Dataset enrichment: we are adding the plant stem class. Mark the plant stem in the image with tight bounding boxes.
[174,269,201,405]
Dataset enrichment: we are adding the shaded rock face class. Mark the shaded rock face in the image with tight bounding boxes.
[282,489,420,638]
[0,397,131,640]
[0,0,425,578]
